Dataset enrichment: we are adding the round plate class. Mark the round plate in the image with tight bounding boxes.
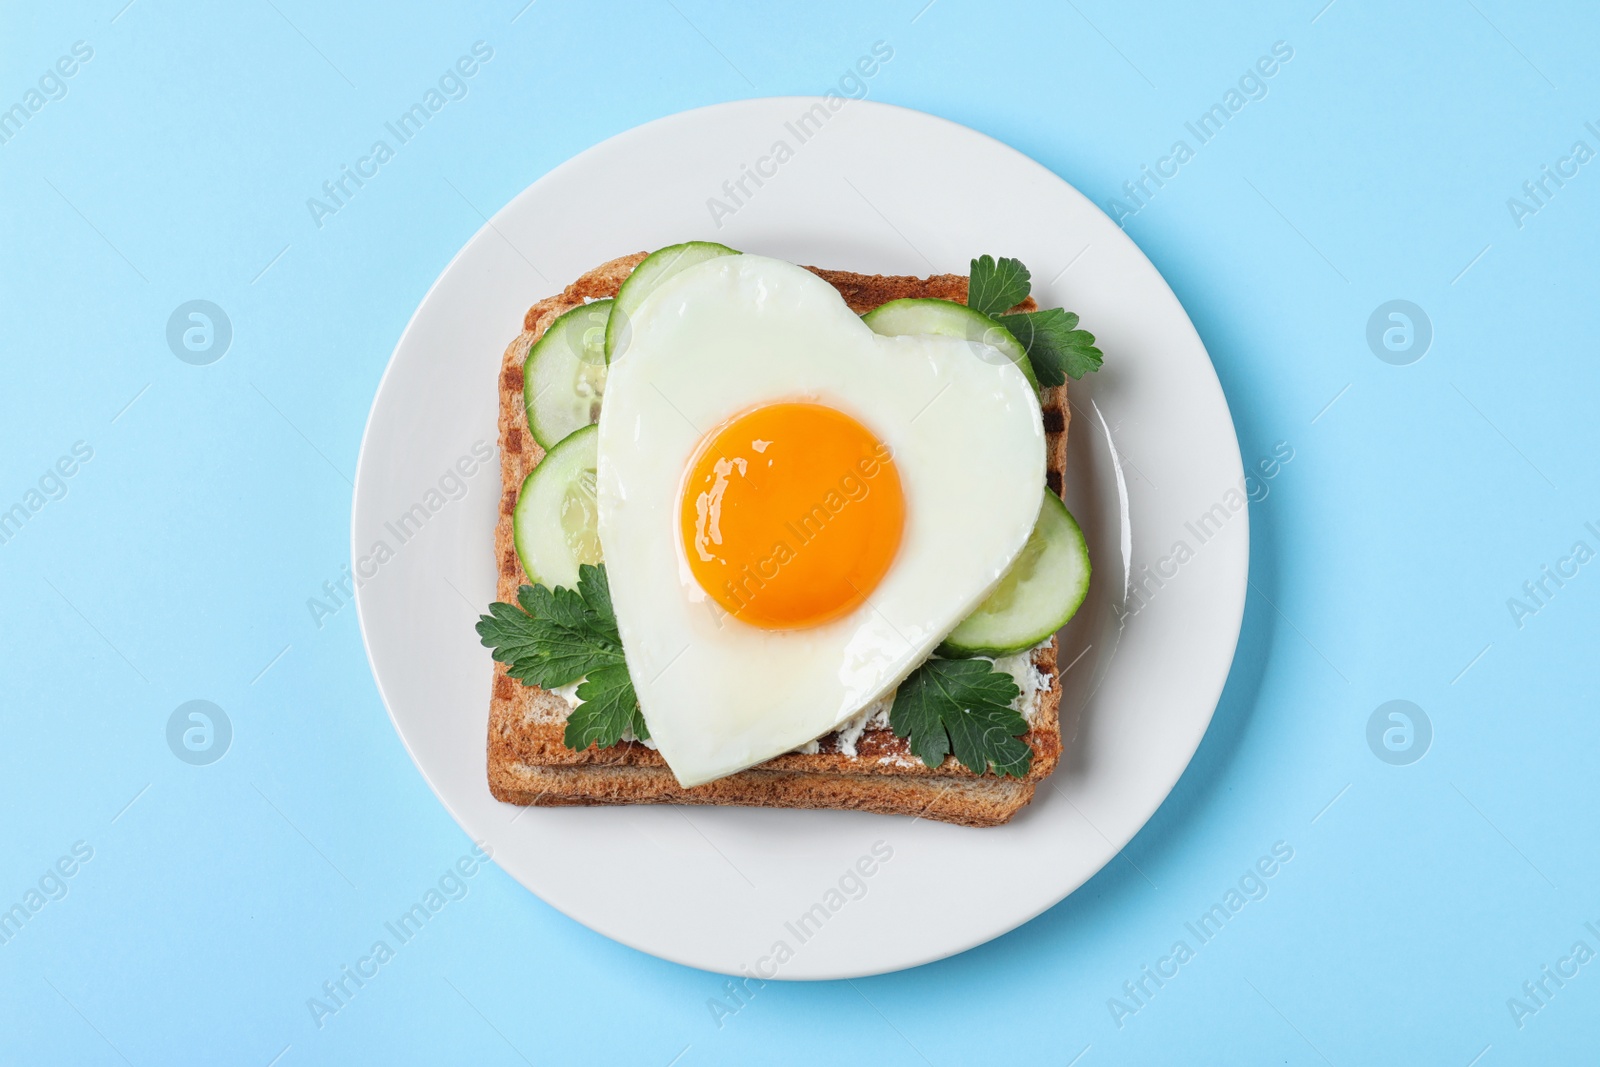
[353,98,1247,979]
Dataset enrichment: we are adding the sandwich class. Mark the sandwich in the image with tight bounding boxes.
[477,244,1102,827]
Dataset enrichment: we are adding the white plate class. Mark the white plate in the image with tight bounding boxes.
[353,98,1247,979]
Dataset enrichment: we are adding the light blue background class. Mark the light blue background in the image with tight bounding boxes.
[3,0,1597,1063]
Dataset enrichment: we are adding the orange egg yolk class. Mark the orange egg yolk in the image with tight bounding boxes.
[679,403,905,630]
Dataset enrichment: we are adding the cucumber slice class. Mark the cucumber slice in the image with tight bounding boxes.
[524,299,611,449]
[938,490,1090,657]
[605,241,740,362]
[862,298,1040,390]
[512,424,602,591]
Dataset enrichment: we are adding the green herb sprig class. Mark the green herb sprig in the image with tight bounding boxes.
[476,564,649,750]
[967,255,1104,386]
[890,658,1033,777]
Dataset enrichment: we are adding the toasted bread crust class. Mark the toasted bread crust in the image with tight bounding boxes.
[489,762,1037,828]
[489,253,1072,826]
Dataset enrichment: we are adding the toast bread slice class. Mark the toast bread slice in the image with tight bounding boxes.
[487,253,1072,827]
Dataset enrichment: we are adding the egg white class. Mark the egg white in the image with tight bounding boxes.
[596,255,1044,787]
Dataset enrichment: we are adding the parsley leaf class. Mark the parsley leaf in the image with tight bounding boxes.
[965,255,1104,385]
[476,576,623,689]
[565,663,649,749]
[966,255,1032,318]
[477,564,647,750]
[997,308,1104,387]
[889,658,1033,777]
[574,563,621,648]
